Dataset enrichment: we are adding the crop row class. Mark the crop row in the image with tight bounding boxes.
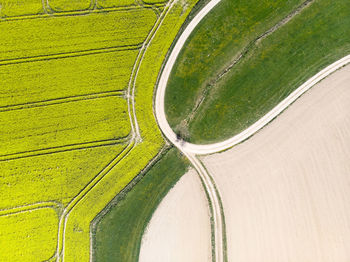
[0,8,156,61]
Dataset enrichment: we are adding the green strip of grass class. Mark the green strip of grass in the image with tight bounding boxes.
[165,0,350,143]
[93,148,189,262]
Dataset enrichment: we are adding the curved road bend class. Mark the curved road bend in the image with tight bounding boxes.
[155,0,350,261]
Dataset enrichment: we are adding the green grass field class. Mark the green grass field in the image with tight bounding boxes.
[165,0,350,143]
[94,148,189,262]
[0,0,200,260]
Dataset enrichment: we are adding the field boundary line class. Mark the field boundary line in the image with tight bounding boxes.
[126,2,168,142]
[0,90,125,112]
[57,0,175,259]
[0,44,141,67]
[0,4,164,22]
[0,137,130,162]
[58,0,175,259]
[57,141,135,260]
[0,201,62,261]
[128,0,177,142]
[197,157,228,262]
[0,201,62,217]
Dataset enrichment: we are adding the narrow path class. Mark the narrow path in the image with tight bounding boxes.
[154,1,350,262]
[155,1,225,261]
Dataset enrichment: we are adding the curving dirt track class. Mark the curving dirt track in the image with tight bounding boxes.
[154,0,350,261]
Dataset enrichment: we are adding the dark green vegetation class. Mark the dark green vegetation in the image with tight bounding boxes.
[94,148,189,262]
[165,0,350,143]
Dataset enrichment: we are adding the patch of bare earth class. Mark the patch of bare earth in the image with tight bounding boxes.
[139,169,211,262]
[201,64,350,261]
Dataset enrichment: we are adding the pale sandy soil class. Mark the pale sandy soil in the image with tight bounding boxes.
[139,169,211,262]
[202,65,350,262]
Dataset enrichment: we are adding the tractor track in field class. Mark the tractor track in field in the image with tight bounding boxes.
[0,137,130,162]
[0,201,62,217]
[0,1,168,261]
[0,90,125,112]
[57,141,135,261]
[0,3,164,22]
[155,1,350,262]
[0,44,141,66]
[56,0,178,260]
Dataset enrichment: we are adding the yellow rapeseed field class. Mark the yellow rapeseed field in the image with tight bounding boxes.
[0,0,199,260]
[0,207,58,261]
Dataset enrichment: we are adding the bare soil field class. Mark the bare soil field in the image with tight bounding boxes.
[201,64,350,261]
[139,169,211,262]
